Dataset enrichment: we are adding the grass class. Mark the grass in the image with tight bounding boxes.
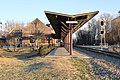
[0,50,120,80]
[0,56,97,80]
[0,46,53,55]
[39,46,54,56]
[0,48,33,53]
[0,57,72,80]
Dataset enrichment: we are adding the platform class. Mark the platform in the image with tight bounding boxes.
[47,47,70,56]
[47,47,90,58]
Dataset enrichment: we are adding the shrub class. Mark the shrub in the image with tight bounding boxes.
[39,45,54,56]
[39,45,45,56]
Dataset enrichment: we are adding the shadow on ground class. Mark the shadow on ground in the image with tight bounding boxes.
[24,62,47,72]
[13,52,40,61]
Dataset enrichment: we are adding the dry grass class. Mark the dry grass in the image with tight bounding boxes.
[0,55,119,80]
[0,48,35,53]
[0,56,95,80]
[0,57,74,80]
[0,56,89,80]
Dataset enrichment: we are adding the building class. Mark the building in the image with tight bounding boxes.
[0,30,7,47]
[0,30,3,38]
[22,18,53,47]
[111,16,120,44]
[0,18,54,47]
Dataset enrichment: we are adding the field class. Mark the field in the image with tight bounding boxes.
[0,57,93,80]
[0,56,120,80]
[0,48,120,80]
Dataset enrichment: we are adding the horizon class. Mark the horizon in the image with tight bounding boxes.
[0,1,120,22]
[0,0,120,30]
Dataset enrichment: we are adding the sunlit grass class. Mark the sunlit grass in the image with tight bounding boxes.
[0,56,98,80]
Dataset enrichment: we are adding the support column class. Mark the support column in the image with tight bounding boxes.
[64,33,68,51]
[69,24,72,55]
[64,25,72,55]
[64,32,69,52]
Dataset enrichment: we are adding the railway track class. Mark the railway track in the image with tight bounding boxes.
[75,46,120,58]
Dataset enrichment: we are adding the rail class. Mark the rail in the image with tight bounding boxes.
[75,46,120,58]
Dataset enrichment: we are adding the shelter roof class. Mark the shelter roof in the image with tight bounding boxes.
[45,11,99,39]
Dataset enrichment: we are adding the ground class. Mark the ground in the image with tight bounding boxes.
[0,56,120,80]
[0,48,120,80]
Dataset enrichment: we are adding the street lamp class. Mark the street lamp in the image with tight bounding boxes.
[66,21,78,55]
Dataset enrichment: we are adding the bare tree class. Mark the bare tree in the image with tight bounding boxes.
[99,13,113,45]
[100,13,113,33]
[4,20,24,51]
[87,18,102,45]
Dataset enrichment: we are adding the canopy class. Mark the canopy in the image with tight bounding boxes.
[45,11,99,39]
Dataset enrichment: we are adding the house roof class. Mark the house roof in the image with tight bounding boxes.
[45,11,99,39]
[22,18,52,35]
[112,16,120,22]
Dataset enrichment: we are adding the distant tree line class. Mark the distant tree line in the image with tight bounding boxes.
[74,13,120,45]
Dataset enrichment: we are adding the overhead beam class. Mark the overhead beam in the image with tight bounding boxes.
[61,22,68,29]
[61,29,66,34]
[61,26,67,32]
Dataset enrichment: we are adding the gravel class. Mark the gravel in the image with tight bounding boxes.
[90,58,120,80]
[74,47,120,66]
[74,47,120,80]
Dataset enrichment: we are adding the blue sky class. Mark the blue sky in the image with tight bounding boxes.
[0,0,120,24]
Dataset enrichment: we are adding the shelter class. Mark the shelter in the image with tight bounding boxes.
[45,11,99,55]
